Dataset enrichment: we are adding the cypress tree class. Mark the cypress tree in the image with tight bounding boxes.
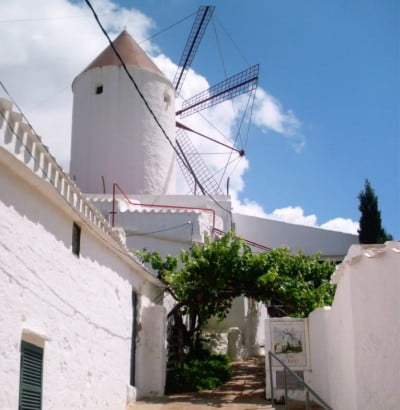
[358,179,392,244]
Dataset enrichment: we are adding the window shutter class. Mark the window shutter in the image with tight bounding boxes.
[19,341,43,410]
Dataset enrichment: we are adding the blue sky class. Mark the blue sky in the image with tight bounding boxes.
[0,0,398,238]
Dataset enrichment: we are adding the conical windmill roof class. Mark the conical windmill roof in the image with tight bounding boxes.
[76,30,164,78]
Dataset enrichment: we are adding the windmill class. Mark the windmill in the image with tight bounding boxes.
[171,5,259,196]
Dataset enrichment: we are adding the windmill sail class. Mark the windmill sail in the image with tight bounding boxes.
[173,5,215,95]
[176,129,224,195]
[172,6,258,198]
[177,64,259,118]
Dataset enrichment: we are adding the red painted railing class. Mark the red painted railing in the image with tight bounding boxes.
[111,182,216,232]
[111,183,271,251]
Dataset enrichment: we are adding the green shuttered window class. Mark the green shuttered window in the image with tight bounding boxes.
[19,341,43,410]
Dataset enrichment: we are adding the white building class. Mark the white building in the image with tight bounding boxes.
[70,30,176,196]
[0,97,166,408]
[0,29,359,409]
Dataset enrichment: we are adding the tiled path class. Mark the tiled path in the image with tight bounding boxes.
[129,357,275,409]
[128,357,324,410]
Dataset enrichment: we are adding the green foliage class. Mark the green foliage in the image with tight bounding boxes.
[140,232,335,320]
[165,353,232,394]
[139,232,335,369]
[358,179,392,244]
[249,247,335,317]
[140,233,254,326]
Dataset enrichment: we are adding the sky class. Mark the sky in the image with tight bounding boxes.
[0,0,398,238]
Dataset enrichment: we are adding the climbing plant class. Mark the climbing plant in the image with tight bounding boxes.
[138,231,335,367]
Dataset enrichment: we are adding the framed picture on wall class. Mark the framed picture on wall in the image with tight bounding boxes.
[270,319,308,368]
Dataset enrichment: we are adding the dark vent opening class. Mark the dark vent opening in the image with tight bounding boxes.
[72,222,81,257]
[96,85,103,95]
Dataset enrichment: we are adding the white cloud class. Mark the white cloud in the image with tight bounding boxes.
[320,218,359,235]
[267,206,317,226]
[252,89,305,152]
[231,199,358,234]
[230,192,268,218]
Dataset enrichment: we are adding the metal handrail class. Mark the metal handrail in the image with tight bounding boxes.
[268,351,333,410]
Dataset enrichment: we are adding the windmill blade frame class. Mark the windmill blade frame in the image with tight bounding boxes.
[176,129,224,196]
[176,64,259,118]
[176,121,244,155]
[173,5,215,95]
[171,6,259,197]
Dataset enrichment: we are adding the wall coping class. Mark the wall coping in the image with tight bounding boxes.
[331,240,400,284]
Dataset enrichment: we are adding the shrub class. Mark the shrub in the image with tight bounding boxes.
[165,353,232,394]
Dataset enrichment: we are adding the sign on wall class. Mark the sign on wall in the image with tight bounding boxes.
[270,319,308,368]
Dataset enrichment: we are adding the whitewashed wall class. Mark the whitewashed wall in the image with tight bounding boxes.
[87,194,230,259]
[136,306,166,397]
[206,296,268,356]
[233,213,357,258]
[307,307,331,404]
[70,65,176,196]
[207,297,246,332]
[0,140,165,409]
[308,242,400,410]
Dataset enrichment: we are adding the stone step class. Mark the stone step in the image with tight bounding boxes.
[273,401,324,410]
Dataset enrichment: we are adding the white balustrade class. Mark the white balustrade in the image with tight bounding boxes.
[0,98,127,251]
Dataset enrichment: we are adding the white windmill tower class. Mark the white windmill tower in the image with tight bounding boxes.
[67,4,260,275]
[70,6,258,200]
[70,30,176,195]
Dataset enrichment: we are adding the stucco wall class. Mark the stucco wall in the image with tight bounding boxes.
[87,194,230,260]
[70,65,176,196]
[136,306,166,397]
[309,242,400,410]
[0,153,165,409]
[233,213,357,258]
[206,297,268,356]
[207,297,246,332]
[307,307,330,404]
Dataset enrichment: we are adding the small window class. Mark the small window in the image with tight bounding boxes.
[19,341,43,409]
[72,222,81,257]
[96,85,103,95]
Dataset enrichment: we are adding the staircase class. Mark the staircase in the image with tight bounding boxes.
[129,356,329,409]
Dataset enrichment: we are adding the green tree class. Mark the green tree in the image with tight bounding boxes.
[358,179,392,244]
[138,232,335,367]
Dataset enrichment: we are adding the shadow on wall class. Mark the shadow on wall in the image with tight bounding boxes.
[244,298,262,357]
[0,158,153,299]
